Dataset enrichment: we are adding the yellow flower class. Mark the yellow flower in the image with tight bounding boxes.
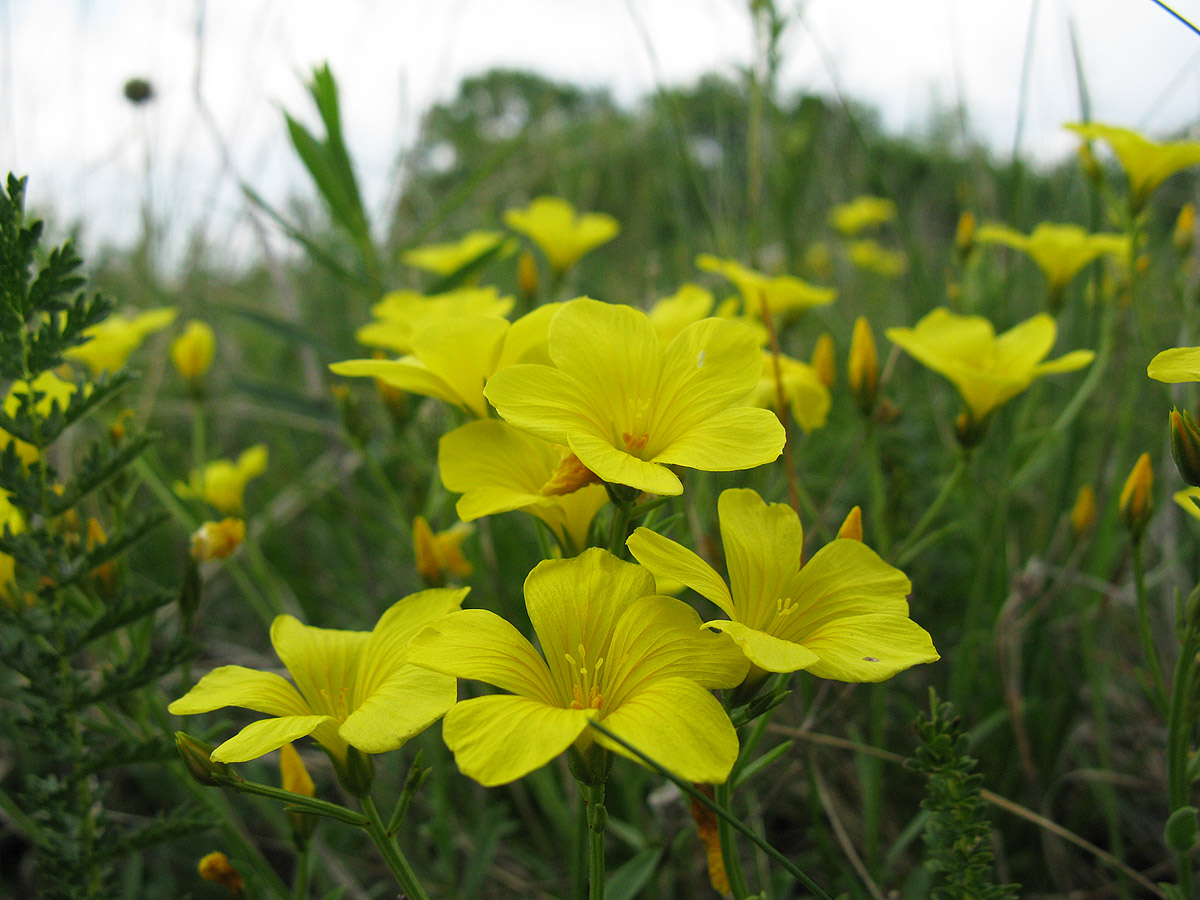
[169,587,466,764]
[190,519,246,562]
[182,445,269,515]
[484,299,785,496]
[171,320,216,383]
[975,222,1129,298]
[401,230,514,275]
[696,254,835,318]
[627,489,938,681]
[438,419,609,556]
[413,516,474,586]
[1071,485,1097,536]
[1066,122,1200,213]
[810,333,835,388]
[198,851,244,896]
[829,195,897,236]
[333,304,560,418]
[847,239,907,278]
[280,742,315,797]
[0,490,23,603]
[406,548,748,786]
[355,287,515,355]
[647,283,715,344]
[751,352,831,432]
[1,370,77,465]
[885,308,1094,424]
[65,307,177,375]
[1149,346,1200,383]
[504,196,619,272]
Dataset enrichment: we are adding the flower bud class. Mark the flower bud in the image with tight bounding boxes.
[198,851,244,897]
[175,732,232,787]
[518,249,540,299]
[1171,408,1200,488]
[810,333,836,389]
[954,210,976,262]
[1176,203,1196,256]
[171,320,216,388]
[190,518,246,562]
[848,316,879,416]
[1071,484,1097,536]
[837,506,863,541]
[1119,452,1154,539]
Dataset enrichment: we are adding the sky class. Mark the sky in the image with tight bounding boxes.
[3,0,1200,269]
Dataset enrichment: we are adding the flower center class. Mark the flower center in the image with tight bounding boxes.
[318,685,354,721]
[763,596,799,633]
[564,643,606,711]
[618,398,654,457]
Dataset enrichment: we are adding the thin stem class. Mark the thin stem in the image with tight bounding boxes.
[292,844,311,900]
[360,793,432,900]
[1132,540,1168,712]
[714,780,752,900]
[864,421,891,557]
[583,781,607,900]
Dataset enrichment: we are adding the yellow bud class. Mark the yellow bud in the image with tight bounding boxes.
[198,851,244,897]
[190,518,246,562]
[1070,484,1097,536]
[413,516,474,587]
[518,249,540,299]
[1176,203,1196,256]
[1170,407,1200,488]
[171,320,216,384]
[954,210,976,260]
[1119,452,1154,538]
[836,506,863,541]
[810,333,836,389]
[848,316,879,416]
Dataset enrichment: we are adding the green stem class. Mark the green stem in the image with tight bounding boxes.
[1167,600,1200,897]
[1132,540,1168,712]
[360,793,432,900]
[583,781,607,900]
[864,422,891,556]
[892,454,968,567]
[714,780,752,900]
[292,844,311,900]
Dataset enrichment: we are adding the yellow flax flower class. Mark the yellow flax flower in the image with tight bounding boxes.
[696,254,835,318]
[356,287,515,355]
[181,445,269,515]
[171,320,216,383]
[412,516,474,586]
[829,195,897,236]
[648,284,715,343]
[484,299,785,496]
[751,352,831,432]
[65,307,177,375]
[627,488,938,681]
[439,419,609,555]
[333,304,560,418]
[1149,347,1200,383]
[847,239,907,279]
[975,222,1129,298]
[1119,452,1154,536]
[885,308,1094,424]
[504,196,619,273]
[169,587,467,764]
[1066,122,1200,214]
[406,548,748,786]
[1,370,77,465]
[0,490,22,603]
[401,230,514,275]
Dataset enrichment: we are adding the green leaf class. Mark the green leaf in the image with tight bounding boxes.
[607,846,663,900]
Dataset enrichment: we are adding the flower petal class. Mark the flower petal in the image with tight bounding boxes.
[339,665,458,754]
[442,694,589,786]
[704,619,820,673]
[270,615,370,719]
[717,489,803,630]
[485,364,600,446]
[568,431,682,495]
[355,587,469,700]
[406,609,558,705]
[1149,347,1200,383]
[595,677,739,784]
[1031,349,1094,376]
[651,407,784,473]
[801,613,939,682]
[168,665,309,717]
[211,714,336,763]
[439,420,561,518]
[782,539,912,637]
[625,526,734,616]
[523,549,657,696]
[994,314,1057,372]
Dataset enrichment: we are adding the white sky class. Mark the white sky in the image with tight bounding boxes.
[3,0,1200,268]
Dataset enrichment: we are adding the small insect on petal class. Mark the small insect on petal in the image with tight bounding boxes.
[863,657,879,662]
[696,350,706,368]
